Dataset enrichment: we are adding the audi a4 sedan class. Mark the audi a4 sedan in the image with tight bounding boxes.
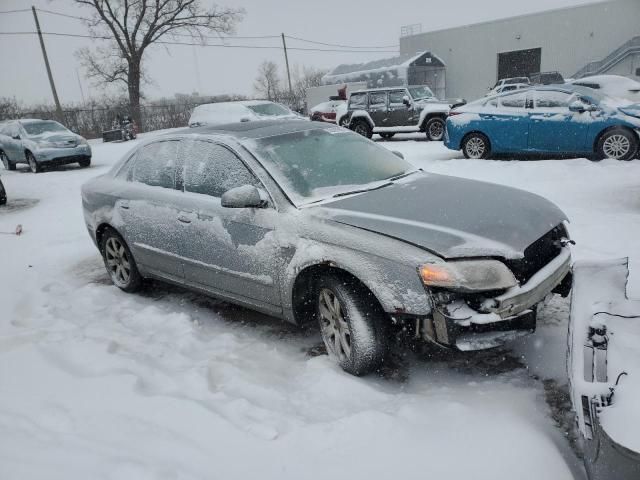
[445,85,640,160]
[0,119,92,173]
[82,121,573,375]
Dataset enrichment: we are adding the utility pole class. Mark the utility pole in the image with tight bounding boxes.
[281,33,294,105]
[32,6,64,123]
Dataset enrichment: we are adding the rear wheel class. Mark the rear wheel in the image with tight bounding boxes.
[425,117,445,141]
[338,116,349,128]
[379,133,395,140]
[100,228,142,293]
[1,151,15,171]
[462,132,491,159]
[26,151,42,173]
[351,120,373,139]
[316,274,387,376]
[597,128,637,161]
[78,157,91,168]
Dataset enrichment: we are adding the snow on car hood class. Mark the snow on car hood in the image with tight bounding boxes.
[319,173,567,259]
[29,131,81,144]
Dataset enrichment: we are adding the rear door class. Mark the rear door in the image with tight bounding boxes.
[2,123,25,162]
[367,91,388,127]
[481,91,531,152]
[177,139,283,310]
[117,139,185,282]
[528,90,590,153]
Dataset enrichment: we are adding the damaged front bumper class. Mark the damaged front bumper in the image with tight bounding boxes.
[421,247,572,350]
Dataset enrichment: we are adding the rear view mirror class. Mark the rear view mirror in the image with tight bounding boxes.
[221,185,267,208]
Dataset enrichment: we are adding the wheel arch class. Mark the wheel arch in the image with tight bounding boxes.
[95,222,124,252]
[349,110,374,129]
[289,262,387,327]
[460,130,492,151]
[420,112,448,131]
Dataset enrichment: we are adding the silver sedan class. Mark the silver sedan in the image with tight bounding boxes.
[81,120,572,375]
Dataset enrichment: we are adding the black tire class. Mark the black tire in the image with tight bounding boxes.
[100,228,142,293]
[315,274,387,376]
[78,157,91,168]
[0,179,6,205]
[425,117,445,141]
[26,151,42,173]
[1,151,16,171]
[462,132,491,159]
[351,120,373,139]
[379,133,395,140]
[596,127,638,161]
[338,116,350,128]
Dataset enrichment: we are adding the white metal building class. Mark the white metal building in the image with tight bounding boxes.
[399,0,640,100]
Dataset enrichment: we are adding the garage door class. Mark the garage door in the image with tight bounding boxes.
[497,48,541,80]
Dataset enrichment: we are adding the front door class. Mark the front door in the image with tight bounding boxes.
[118,139,185,282]
[528,90,591,153]
[178,139,282,308]
[387,89,413,127]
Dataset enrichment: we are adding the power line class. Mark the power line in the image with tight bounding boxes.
[0,9,31,14]
[285,34,398,49]
[0,31,399,53]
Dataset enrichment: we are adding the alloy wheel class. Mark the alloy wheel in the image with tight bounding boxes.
[318,288,352,361]
[1,152,8,170]
[602,134,631,159]
[104,237,132,288]
[27,154,38,173]
[466,137,486,159]
[354,123,369,137]
[428,120,444,140]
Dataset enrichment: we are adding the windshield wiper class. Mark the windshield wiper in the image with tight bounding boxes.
[331,181,393,198]
[387,170,419,182]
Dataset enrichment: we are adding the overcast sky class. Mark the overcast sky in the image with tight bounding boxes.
[0,0,604,106]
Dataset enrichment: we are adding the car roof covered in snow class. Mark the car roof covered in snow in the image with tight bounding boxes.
[176,120,332,140]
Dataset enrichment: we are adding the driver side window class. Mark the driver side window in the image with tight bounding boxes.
[183,140,260,198]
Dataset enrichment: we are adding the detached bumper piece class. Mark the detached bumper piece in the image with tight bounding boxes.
[569,258,640,480]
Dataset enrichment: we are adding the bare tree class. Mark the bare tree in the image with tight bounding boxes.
[253,61,281,102]
[75,0,243,127]
[291,65,327,110]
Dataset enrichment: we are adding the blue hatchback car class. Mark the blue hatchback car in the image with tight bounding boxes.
[445,85,640,160]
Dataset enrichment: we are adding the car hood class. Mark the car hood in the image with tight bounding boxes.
[28,132,81,144]
[317,173,567,260]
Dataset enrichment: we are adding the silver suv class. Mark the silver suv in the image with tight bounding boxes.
[337,86,458,141]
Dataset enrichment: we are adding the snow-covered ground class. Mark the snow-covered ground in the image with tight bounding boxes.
[1,131,639,480]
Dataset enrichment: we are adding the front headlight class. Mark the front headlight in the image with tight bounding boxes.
[37,141,56,148]
[419,260,517,292]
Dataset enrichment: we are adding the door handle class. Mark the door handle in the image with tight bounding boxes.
[119,201,130,210]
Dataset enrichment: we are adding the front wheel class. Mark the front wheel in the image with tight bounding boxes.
[26,152,42,173]
[78,157,91,168]
[100,228,142,293]
[316,274,387,376]
[425,117,445,141]
[462,132,491,159]
[597,128,638,161]
[1,152,16,171]
[351,120,373,139]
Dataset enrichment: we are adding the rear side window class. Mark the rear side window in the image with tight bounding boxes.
[349,93,367,109]
[388,90,406,106]
[369,92,387,107]
[533,91,572,109]
[499,91,528,109]
[183,140,260,198]
[132,140,179,189]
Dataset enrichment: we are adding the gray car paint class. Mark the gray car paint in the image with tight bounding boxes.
[82,121,568,324]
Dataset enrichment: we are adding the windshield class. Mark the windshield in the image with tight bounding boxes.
[408,86,434,99]
[22,121,68,136]
[246,103,291,117]
[244,127,413,205]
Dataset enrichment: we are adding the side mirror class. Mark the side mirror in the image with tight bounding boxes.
[391,150,404,159]
[221,185,267,209]
[240,117,251,123]
[402,95,411,107]
[568,101,586,113]
[11,134,20,140]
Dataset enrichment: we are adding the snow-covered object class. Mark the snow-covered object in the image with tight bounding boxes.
[188,101,301,127]
[570,75,640,104]
[569,258,640,454]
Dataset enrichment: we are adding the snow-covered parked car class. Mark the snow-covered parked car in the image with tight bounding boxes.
[81,120,573,376]
[569,75,640,104]
[445,84,640,160]
[486,82,530,97]
[0,119,92,173]
[188,100,302,128]
[336,86,463,141]
[569,259,640,480]
[309,100,345,124]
